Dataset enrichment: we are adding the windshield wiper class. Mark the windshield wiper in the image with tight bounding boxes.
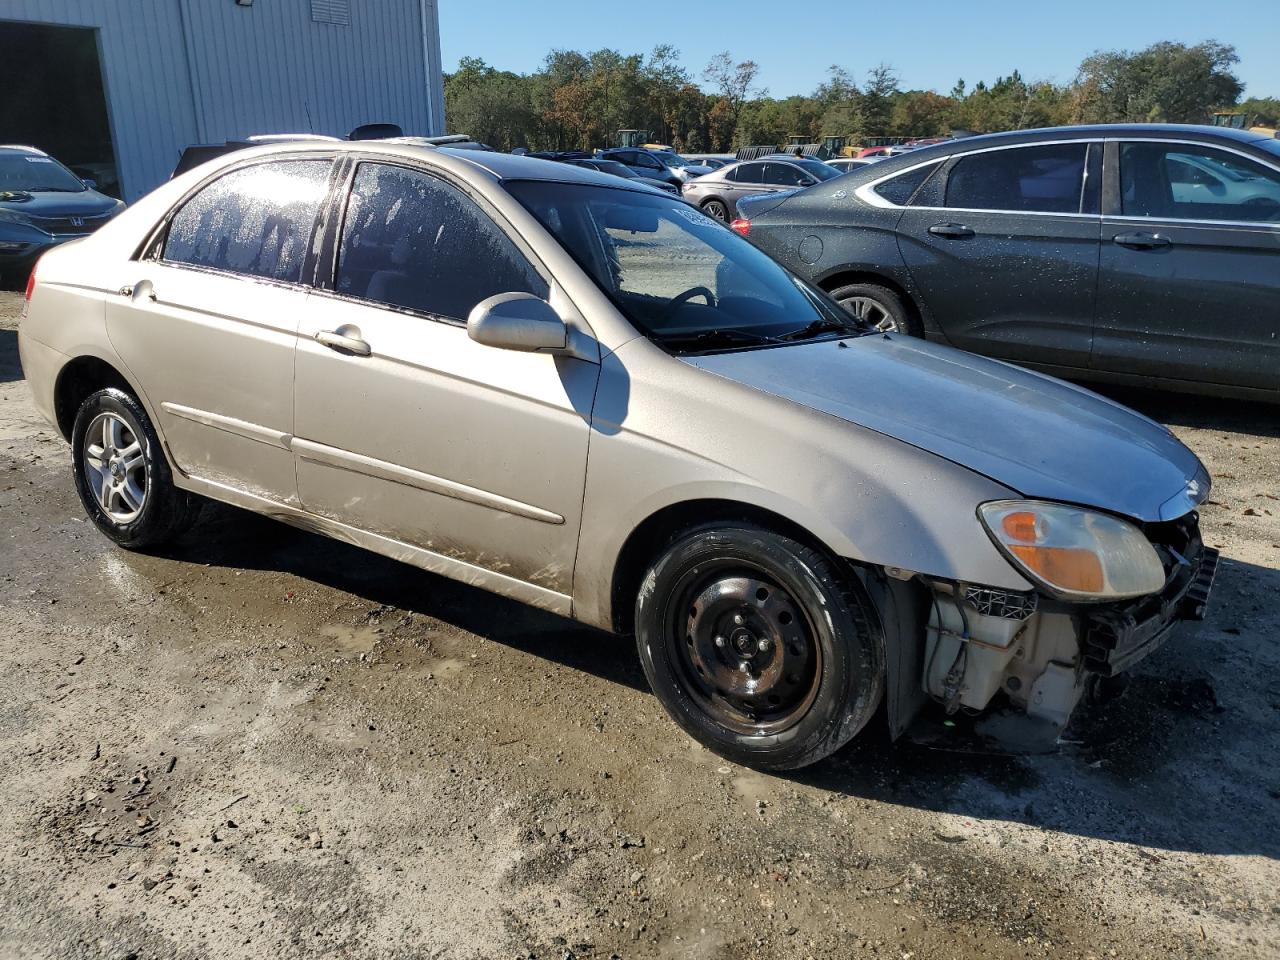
[778,317,860,341]
[659,328,782,352]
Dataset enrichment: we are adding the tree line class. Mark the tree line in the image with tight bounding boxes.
[444,40,1279,154]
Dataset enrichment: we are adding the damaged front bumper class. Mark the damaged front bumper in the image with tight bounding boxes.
[922,512,1216,733]
[1082,534,1218,677]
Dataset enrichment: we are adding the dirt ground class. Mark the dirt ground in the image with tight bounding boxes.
[0,289,1276,960]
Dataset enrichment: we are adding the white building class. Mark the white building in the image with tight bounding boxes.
[0,0,445,201]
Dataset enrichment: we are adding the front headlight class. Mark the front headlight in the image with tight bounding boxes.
[0,209,32,226]
[978,500,1165,601]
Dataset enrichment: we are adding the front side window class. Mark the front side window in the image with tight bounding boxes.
[634,154,664,171]
[510,180,852,350]
[163,159,331,282]
[1120,142,1280,223]
[335,163,547,319]
[945,144,1087,214]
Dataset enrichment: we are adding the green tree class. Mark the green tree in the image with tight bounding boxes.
[1073,40,1242,123]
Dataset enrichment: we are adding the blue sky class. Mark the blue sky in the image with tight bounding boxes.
[439,0,1280,99]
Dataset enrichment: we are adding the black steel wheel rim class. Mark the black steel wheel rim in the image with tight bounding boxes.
[665,560,822,736]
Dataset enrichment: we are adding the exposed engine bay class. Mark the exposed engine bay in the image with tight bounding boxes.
[915,512,1218,738]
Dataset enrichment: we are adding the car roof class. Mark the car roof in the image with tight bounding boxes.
[854,123,1279,179]
[181,140,674,197]
[0,145,48,157]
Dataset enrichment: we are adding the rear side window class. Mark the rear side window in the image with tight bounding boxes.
[334,163,547,320]
[163,160,331,282]
[872,161,941,206]
[763,163,808,186]
[732,163,767,185]
[945,144,1087,213]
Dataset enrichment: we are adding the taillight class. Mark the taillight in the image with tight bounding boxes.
[24,265,36,302]
[730,218,750,237]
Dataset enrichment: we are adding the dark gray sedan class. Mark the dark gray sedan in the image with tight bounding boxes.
[682,156,843,221]
[734,124,1280,400]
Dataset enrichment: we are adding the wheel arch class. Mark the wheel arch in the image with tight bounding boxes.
[610,498,855,637]
[53,355,137,441]
[815,269,929,333]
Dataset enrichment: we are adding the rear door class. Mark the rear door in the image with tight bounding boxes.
[105,157,334,504]
[1094,139,1280,391]
[895,141,1101,368]
[723,162,775,216]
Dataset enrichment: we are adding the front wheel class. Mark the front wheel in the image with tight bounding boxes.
[635,523,883,770]
[71,388,201,549]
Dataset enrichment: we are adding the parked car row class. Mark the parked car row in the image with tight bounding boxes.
[731,123,1280,400]
[20,134,1220,770]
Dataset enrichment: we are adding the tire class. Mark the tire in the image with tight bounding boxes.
[635,523,884,770]
[828,282,921,337]
[71,387,201,549]
[701,199,729,222]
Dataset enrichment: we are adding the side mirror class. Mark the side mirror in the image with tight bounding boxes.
[467,292,568,353]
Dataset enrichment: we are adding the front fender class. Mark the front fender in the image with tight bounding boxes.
[572,341,1031,631]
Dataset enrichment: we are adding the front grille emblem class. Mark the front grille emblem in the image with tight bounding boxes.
[70,217,85,227]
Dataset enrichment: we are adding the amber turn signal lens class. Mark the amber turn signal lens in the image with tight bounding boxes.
[1000,510,1041,543]
[1009,544,1105,593]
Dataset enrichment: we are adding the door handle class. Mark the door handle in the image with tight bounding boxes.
[315,329,371,356]
[118,282,157,301]
[928,223,975,238]
[1113,232,1171,249]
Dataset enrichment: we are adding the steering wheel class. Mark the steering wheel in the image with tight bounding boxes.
[663,286,718,322]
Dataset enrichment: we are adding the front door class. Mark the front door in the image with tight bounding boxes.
[104,157,333,504]
[292,160,599,601]
[895,141,1101,368]
[1094,139,1280,391]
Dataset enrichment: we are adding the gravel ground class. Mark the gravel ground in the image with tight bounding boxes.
[1,289,1276,960]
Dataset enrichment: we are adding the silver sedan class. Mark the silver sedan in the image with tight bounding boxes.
[19,141,1216,769]
[681,156,843,221]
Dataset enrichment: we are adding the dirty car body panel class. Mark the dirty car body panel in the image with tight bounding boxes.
[19,140,1215,767]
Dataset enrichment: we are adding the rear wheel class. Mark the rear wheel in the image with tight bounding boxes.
[829,282,920,336]
[635,523,883,770]
[72,388,201,549]
[701,199,729,221]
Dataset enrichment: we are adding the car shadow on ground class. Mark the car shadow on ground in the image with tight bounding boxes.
[164,503,650,694]
[1092,382,1280,439]
[160,499,1280,861]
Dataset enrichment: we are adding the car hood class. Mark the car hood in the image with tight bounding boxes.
[0,188,119,219]
[684,335,1209,523]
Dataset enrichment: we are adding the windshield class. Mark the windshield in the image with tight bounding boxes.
[0,154,86,193]
[508,180,857,351]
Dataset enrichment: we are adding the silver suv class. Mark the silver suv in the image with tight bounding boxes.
[19,142,1216,769]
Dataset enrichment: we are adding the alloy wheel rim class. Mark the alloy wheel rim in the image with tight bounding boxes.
[842,296,898,333]
[83,412,147,523]
[705,201,727,221]
[669,566,821,736]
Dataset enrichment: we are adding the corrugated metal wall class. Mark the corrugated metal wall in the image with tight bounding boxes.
[1,0,443,201]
